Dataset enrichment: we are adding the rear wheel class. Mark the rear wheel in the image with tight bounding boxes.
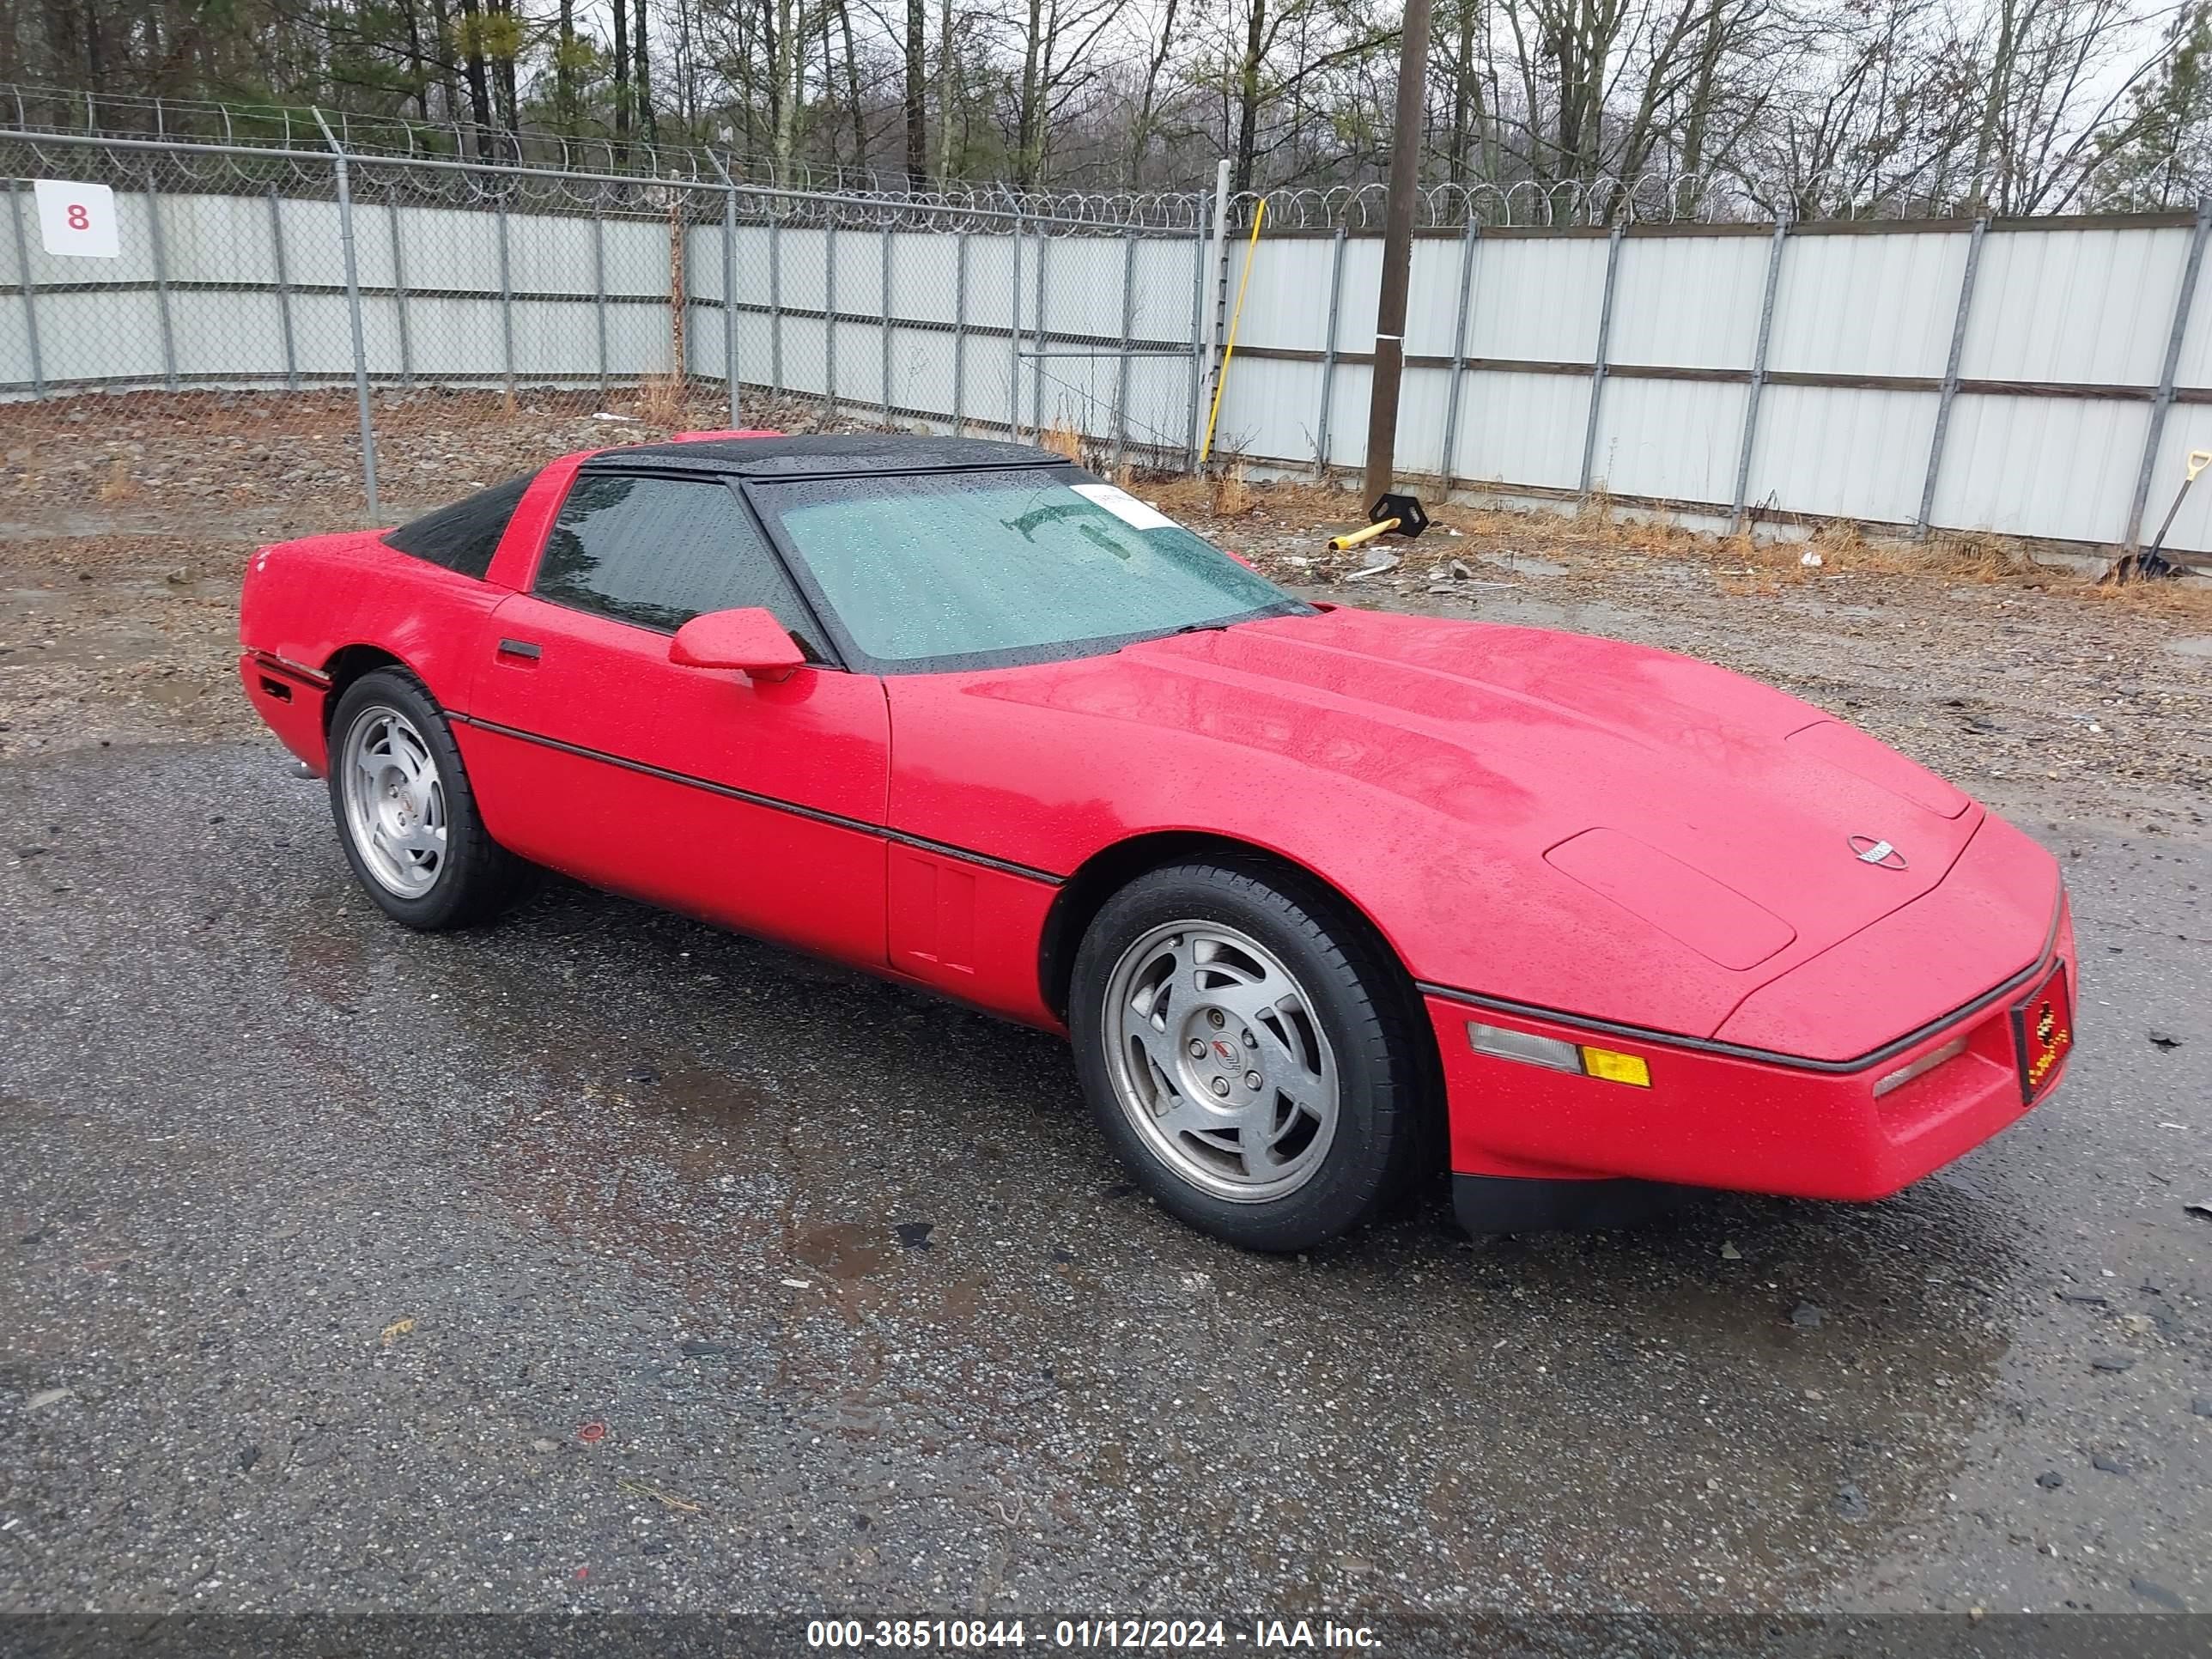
[326,667,523,930]
[1070,859,1431,1250]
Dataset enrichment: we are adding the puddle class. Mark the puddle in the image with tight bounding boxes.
[792,1221,898,1281]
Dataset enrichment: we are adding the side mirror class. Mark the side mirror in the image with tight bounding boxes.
[669,607,806,683]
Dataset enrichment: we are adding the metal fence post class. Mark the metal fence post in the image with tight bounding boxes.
[1112,228,1137,472]
[1314,227,1346,476]
[769,214,784,396]
[1010,215,1024,438]
[880,223,894,425]
[591,206,608,394]
[267,189,299,390]
[8,181,45,398]
[1437,219,1480,489]
[1184,194,1208,469]
[142,165,179,391]
[388,198,414,389]
[1030,225,1048,438]
[1577,222,1626,497]
[724,185,740,424]
[1730,212,1790,532]
[495,198,515,398]
[953,227,969,436]
[825,218,839,417]
[2123,196,2212,550]
[312,108,380,522]
[1915,216,1987,538]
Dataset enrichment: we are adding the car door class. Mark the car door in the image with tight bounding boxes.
[457,467,890,967]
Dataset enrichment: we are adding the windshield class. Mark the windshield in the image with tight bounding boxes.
[748,466,1310,672]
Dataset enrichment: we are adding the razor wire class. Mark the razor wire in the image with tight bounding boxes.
[33,80,2203,229]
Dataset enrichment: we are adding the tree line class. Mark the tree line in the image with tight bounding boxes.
[5,0,2210,213]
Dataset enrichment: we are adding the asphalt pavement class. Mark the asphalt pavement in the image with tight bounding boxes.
[0,739,2206,1616]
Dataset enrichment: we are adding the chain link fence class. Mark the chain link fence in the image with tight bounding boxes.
[1,130,1218,525]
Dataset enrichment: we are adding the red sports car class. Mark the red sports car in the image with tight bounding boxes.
[239,433,2076,1250]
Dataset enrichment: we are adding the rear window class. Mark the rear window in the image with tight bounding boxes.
[382,474,533,580]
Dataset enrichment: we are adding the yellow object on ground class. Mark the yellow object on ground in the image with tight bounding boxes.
[1327,517,1402,552]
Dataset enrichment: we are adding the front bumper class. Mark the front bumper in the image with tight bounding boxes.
[1428,892,2076,1207]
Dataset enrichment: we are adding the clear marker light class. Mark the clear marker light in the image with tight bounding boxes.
[1468,1022,1651,1087]
[1872,1035,1968,1098]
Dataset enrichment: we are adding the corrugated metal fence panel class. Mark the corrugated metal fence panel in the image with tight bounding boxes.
[1766,230,1966,378]
[1962,225,2190,386]
[1451,370,1587,491]
[1214,352,1323,463]
[162,191,283,286]
[963,232,1020,337]
[778,226,829,313]
[21,179,2212,551]
[1930,393,2149,541]
[1329,238,1385,355]
[403,203,504,294]
[1591,379,1746,504]
[1466,238,1610,363]
[1747,386,1937,526]
[507,212,599,301]
[1036,234,1123,342]
[1404,235,1472,358]
[0,188,20,287]
[1322,362,1375,472]
[889,228,958,328]
[1239,238,1338,353]
[840,226,887,320]
[2164,233,2212,392]
[599,216,669,298]
[1132,234,1201,343]
[1395,362,1453,475]
[2136,402,2212,553]
[1608,234,1768,368]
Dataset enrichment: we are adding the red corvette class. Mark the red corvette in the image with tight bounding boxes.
[239,433,2076,1250]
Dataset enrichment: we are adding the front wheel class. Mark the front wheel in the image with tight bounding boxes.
[325,667,524,930]
[1069,859,1433,1251]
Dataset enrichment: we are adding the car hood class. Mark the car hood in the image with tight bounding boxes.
[888,604,1996,1037]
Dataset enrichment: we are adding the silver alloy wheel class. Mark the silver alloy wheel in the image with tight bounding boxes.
[1101,920,1341,1203]
[339,704,448,900]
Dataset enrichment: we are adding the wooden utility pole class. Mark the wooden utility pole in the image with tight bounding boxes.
[1361,0,1436,507]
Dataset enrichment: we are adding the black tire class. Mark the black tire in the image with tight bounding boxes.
[1068,857,1435,1251]
[325,666,525,931]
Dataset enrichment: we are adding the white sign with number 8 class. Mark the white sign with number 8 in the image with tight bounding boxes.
[33,179,120,258]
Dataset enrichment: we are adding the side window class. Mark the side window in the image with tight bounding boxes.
[383,473,532,580]
[535,474,822,656]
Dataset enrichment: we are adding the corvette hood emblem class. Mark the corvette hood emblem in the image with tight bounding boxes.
[1849,835,1908,870]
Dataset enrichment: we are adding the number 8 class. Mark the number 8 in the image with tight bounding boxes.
[65,204,89,231]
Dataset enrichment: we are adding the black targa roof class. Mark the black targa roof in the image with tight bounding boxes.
[582,434,1062,479]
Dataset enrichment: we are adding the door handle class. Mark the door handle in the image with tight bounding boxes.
[496,638,542,661]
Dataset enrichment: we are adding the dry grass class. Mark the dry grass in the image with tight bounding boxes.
[1037,418,1085,465]
[94,457,138,503]
[636,373,687,429]
[1124,471,2212,617]
[2080,568,2212,619]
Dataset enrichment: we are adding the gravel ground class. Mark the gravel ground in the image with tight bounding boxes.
[0,398,2208,1620]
